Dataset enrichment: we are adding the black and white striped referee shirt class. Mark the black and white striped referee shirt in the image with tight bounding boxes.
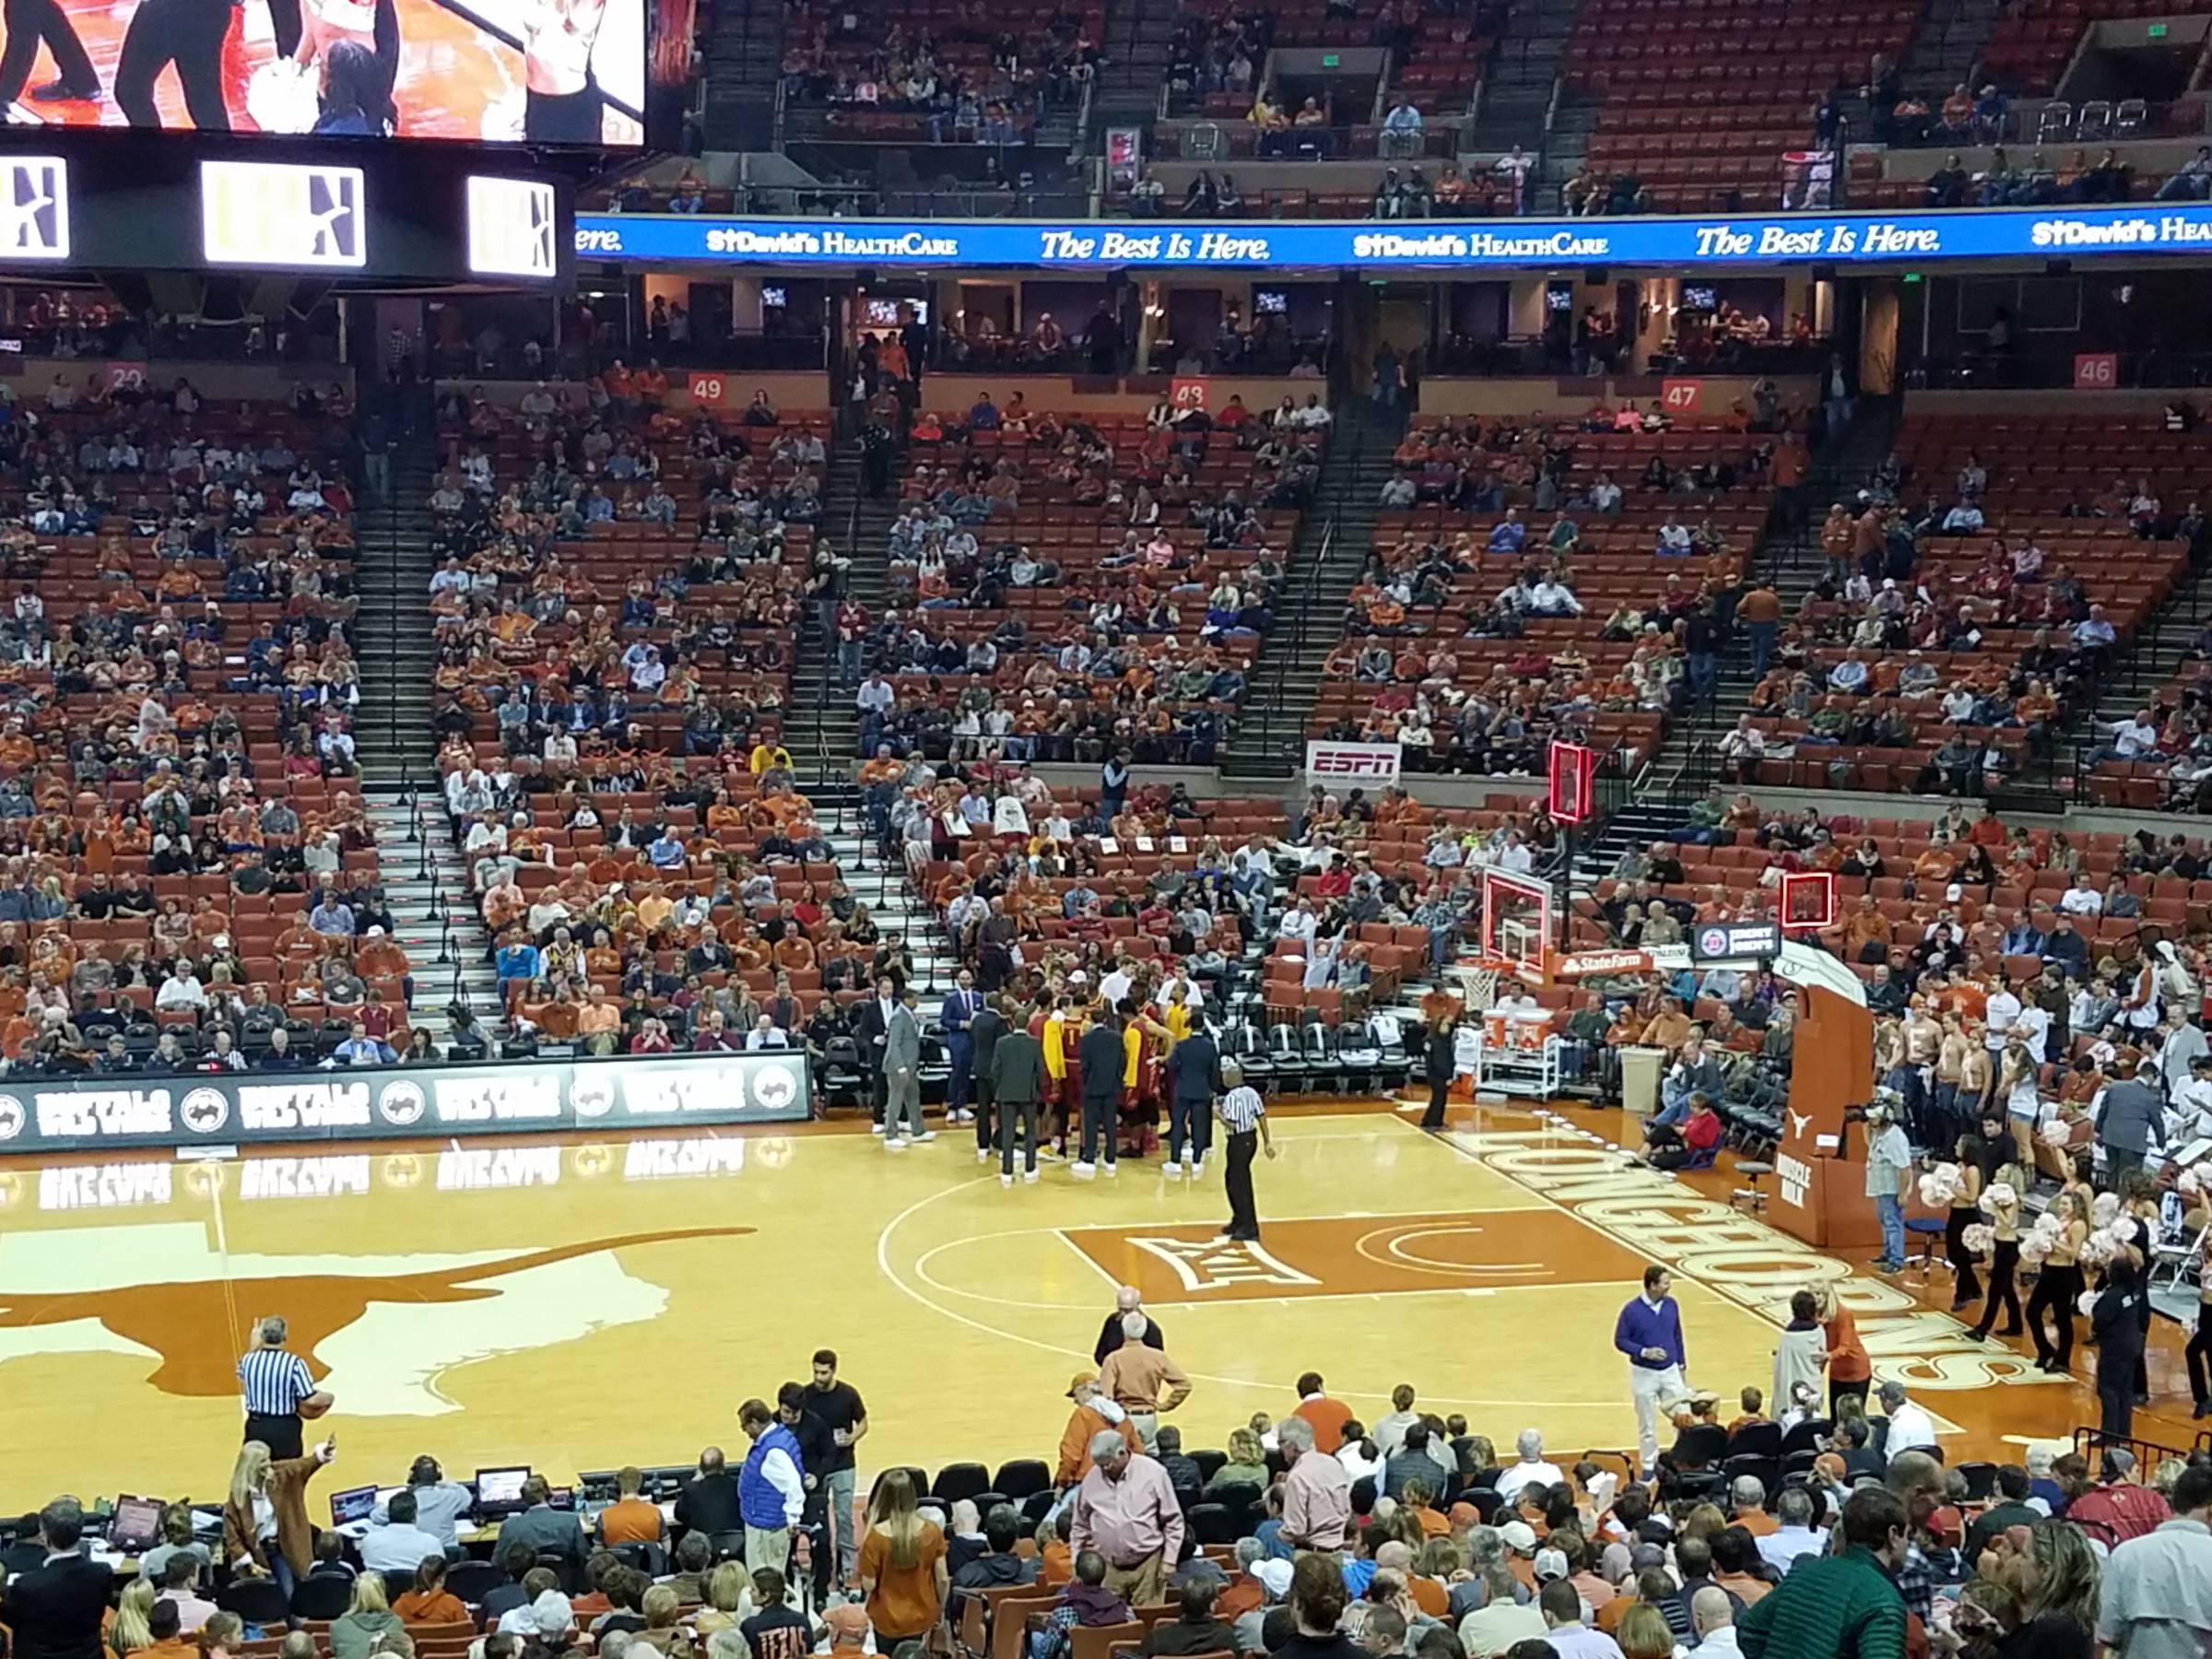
[1218,1085,1266,1133]
[238,1345,313,1416]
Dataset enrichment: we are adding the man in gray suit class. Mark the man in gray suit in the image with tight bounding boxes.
[884,987,927,1147]
[494,1476,586,1568]
[2098,1053,2169,1187]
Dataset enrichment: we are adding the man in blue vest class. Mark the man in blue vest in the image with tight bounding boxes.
[738,1396,806,1578]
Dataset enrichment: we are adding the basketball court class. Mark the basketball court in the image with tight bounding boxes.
[0,1093,2173,1506]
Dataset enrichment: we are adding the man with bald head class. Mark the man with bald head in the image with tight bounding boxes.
[675,1445,740,1535]
[1095,1287,1167,1364]
[1688,1586,1741,1659]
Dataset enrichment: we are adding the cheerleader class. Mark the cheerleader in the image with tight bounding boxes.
[1944,1137,1986,1311]
[1970,1162,2024,1341]
[1999,1038,2043,1173]
[522,0,610,141]
[2026,1190,2088,1372]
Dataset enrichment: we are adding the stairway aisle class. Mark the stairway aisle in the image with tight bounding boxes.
[1470,0,1584,158]
[1221,395,1409,776]
[361,786,499,1020]
[813,786,963,999]
[787,444,897,771]
[352,420,441,792]
[701,0,785,151]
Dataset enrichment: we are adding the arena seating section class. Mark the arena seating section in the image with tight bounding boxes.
[1569,0,1918,212]
[429,397,836,1037]
[861,404,1312,764]
[0,395,384,1066]
[1981,0,2211,96]
[778,0,1098,142]
[1747,413,2190,796]
[1315,413,1781,772]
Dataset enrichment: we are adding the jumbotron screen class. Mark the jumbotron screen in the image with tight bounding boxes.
[0,0,646,144]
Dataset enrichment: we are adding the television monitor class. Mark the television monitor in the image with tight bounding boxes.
[0,0,647,144]
[107,1496,163,1554]
[329,1487,379,1527]
[474,1467,532,1514]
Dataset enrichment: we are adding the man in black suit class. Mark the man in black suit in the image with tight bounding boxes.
[673,1445,741,1536]
[1163,1022,1223,1174]
[1076,1006,1125,1177]
[969,994,1007,1162]
[852,976,899,1132]
[987,999,1047,1185]
[2,1499,113,1659]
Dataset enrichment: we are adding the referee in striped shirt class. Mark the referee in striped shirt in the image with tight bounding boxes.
[1215,1063,1276,1243]
[238,1316,331,1459]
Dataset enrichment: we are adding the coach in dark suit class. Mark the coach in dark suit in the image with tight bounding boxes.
[1077,1009,1125,1175]
[970,994,1007,1159]
[3,1499,113,1659]
[988,1002,1046,1182]
[1163,1024,1223,1171]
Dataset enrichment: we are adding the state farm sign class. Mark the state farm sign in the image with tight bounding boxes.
[1555,948,1651,979]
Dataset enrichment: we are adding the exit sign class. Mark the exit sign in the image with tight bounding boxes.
[1323,53,1340,65]
[2150,22,2169,36]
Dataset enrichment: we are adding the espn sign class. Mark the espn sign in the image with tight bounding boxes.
[1304,740,1401,785]
[202,160,366,269]
[466,177,559,278]
[0,157,68,262]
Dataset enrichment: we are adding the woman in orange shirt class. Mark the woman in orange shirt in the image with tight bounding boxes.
[393,1558,469,1628]
[1812,1282,1871,1418]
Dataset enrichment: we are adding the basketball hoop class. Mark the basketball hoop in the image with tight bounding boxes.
[1456,964,1501,1012]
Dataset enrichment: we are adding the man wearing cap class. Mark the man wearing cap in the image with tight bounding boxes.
[1615,1265,1688,1480]
[1067,1431,1182,1609]
[1057,1373,1140,1488]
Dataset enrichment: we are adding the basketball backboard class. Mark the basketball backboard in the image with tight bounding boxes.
[1480,867,1554,982]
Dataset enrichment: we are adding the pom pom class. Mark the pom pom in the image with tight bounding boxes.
[2039,1117,2073,1147]
[2091,1192,2121,1228]
[1982,1182,2018,1213]
[2018,1232,2053,1265]
[1920,1167,1961,1207]
[2078,1229,2119,1267]
[2077,1290,2100,1319]
[244,59,319,135]
[2179,1165,2206,1199]
[1960,1223,1994,1255]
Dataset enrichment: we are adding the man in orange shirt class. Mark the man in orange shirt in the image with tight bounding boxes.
[576,985,623,1055]
[596,1466,666,1547]
[1292,1372,1353,1455]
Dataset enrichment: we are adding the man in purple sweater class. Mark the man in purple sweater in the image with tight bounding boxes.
[1615,1264,1688,1478]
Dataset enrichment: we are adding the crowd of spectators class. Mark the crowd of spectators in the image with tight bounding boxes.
[830,393,1322,769]
[1309,402,1798,773]
[424,380,849,1054]
[777,1,1100,143]
[0,373,392,1077]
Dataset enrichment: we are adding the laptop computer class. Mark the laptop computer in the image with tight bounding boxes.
[474,1467,532,1518]
[329,1486,379,1528]
[107,1497,164,1555]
